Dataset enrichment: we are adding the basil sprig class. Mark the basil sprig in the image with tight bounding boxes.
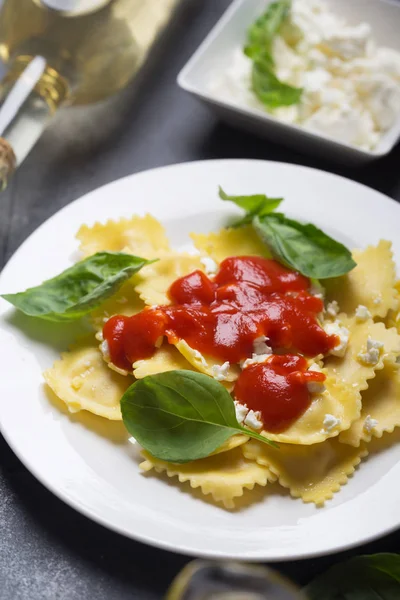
[245,0,290,63]
[219,186,282,227]
[244,0,302,108]
[219,187,356,279]
[121,370,275,464]
[254,213,356,279]
[305,553,400,599]
[2,251,154,322]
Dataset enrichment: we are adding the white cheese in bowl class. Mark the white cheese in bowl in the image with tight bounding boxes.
[210,0,400,149]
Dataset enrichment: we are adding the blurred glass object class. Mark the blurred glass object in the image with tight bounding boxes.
[165,561,307,600]
[0,0,181,187]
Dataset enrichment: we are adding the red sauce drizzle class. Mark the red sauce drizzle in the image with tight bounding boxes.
[103,256,337,432]
[234,355,325,432]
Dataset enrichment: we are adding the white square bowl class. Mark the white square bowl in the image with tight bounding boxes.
[177,0,400,164]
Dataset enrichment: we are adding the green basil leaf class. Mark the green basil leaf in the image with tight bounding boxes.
[121,370,276,464]
[2,251,154,322]
[244,0,302,108]
[305,554,400,599]
[219,186,283,227]
[244,0,291,63]
[251,58,303,108]
[253,213,356,279]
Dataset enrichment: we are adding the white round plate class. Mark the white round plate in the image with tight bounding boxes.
[1,159,400,561]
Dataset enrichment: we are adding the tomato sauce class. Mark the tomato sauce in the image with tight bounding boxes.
[103,256,336,431]
[234,355,325,432]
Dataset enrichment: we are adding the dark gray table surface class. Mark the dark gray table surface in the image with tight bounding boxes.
[1,1,400,598]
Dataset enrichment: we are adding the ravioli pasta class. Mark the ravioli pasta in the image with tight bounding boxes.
[260,375,361,445]
[140,446,274,509]
[45,215,400,509]
[242,439,368,504]
[324,317,400,391]
[77,214,171,259]
[134,254,204,306]
[90,279,145,331]
[191,225,270,262]
[324,241,398,319]
[339,365,400,447]
[44,336,130,420]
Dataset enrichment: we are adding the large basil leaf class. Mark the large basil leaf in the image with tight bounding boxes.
[219,186,283,227]
[244,0,302,108]
[305,554,400,599]
[121,370,275,463]
[253,213,356,278]
[2,251,154,322]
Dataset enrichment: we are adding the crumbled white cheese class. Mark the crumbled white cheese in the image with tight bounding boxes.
[303,104,377,148]
[210,361,231,381]
[192,349,208,368]
[364,414,378,433]
[211,0,400,149]
[307,362,326,394]
[308,362,322,373]
[308,380,326,394]
[100,340,110,362]
[234,400,249,424]
[253,335,273,356]
[324,320,350,357]
[357,336,384,366]
[356,73,400,130]
[373,295,382,305]
[310,281,325,299]
[95,331,104,342]
[241,354,271,369]
[200,256,218,276]
[323,413,341,432]
[326,300,339,317]
[355,304,372,322]
[244,409,263,431]
[320,23,372,61]
[367,337,384,350]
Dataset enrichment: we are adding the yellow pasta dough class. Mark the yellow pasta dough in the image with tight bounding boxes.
[191,225,270,262]
[211,435,250,456]
[44,207,400,509]
[325,241,398,319]
[134,254,204,306]
[174,339,240,383]
[339,364,400,447]
[384,280,400,331]
[242,438,368,504]
[76,214,170,259]
[90,279,145,331]
[324,317,400,392]
[140,446,274,509]
[44,337,131,420]
[132,344,195,379]
[258,375,361,445]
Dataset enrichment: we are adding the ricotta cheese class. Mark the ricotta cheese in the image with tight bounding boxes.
[212,0,400,149]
